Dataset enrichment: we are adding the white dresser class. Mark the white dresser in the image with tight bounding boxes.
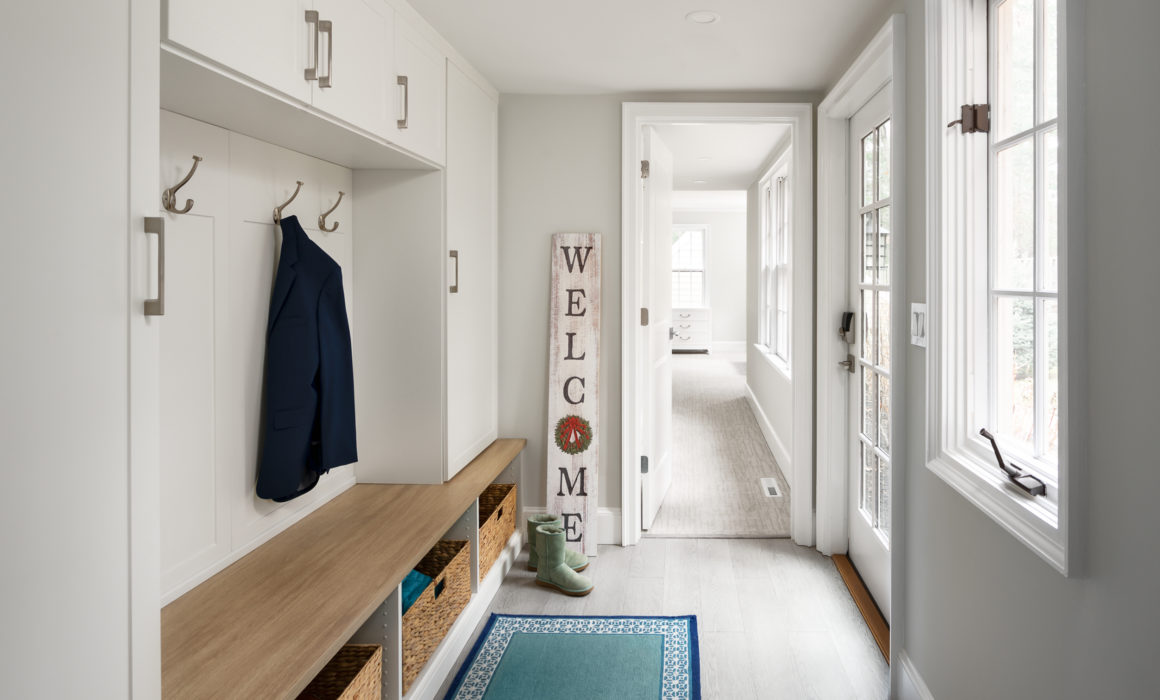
[672,307,712,351]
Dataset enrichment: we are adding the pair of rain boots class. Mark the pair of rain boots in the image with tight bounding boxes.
[526,514,593,597]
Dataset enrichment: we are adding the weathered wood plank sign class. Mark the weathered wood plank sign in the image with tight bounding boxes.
[546,232,601,556]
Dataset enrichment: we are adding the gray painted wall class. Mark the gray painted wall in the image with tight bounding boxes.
[499,92,820,514]
[900,1,1160,696]
[673,209,747,342]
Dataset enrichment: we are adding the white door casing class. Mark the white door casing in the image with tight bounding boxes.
[621,102,815,548]
[641,126,674,530]
[847,85,893,621]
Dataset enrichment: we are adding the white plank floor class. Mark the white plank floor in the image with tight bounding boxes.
[441,539,889,699]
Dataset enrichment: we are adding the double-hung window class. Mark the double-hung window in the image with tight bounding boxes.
[927,0,1078,573]
[758,161,791,368]
[671,225,708,308]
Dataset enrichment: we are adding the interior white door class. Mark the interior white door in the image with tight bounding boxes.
[641,127,674,530]
[847,85,893,621]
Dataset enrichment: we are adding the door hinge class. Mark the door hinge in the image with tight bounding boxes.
[641,159,650,179]
[640,307,649,326]
[641,455,649,474]
[947,103,990,134]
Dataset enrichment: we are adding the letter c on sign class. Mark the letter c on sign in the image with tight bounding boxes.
[563,376,585,405]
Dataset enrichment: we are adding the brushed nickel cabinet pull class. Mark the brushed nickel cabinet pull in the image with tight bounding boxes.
[305,11,320,81]
[449,250,459,293]
[318,19,333,88]
[144,216,165,316]
[397,75,409,129]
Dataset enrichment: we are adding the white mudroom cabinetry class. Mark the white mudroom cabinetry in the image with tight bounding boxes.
[147,0,502,696]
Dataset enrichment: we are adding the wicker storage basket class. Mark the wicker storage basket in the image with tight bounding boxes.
[401,539,471,694]
[296,644,382,700]
[478,483,517,581]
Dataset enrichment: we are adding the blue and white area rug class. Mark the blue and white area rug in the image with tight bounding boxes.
[445,614,701,700]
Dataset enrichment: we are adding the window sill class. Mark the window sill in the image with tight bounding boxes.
[753,343,791,380]
[926,448,1068,576]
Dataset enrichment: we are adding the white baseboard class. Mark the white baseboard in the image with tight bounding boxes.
[744,384,793,489]
[521,506,622,548]
[896,650,935,700]
[712,340,745,354]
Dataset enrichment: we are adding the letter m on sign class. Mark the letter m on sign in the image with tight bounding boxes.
[546,233,601,556]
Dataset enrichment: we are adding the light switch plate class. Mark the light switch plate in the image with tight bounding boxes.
[911,303,928,347]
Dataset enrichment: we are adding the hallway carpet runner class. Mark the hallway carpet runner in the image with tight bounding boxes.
[647,350,791,537]
[445,614,701,699]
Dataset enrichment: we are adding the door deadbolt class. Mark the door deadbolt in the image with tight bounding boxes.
[839,354,856,374]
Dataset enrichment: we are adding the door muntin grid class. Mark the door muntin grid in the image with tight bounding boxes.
[858,119,891,542]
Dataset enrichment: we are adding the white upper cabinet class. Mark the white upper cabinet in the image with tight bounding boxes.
[166,0,312,103]
[310,0,394,136]
[391,18,446,165]
[445,64,498,479]
[165,0,401,145]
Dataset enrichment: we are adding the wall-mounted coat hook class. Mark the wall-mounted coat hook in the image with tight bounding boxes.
[162,155,203,214]
[273,181,304,223]
[319,191,345,232]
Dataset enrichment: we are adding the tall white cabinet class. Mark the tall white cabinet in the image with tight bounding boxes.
[352,65,499,485]
[445,65,499,480]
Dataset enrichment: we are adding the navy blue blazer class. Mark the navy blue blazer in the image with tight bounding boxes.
[257,216,357,502]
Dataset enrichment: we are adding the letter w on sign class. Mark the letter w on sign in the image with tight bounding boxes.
[547,233,600,556]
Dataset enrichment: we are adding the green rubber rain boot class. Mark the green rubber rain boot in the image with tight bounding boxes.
[526,515,589,572]
[535,525,594,596]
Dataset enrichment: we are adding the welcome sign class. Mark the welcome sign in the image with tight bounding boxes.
[546,232,601,556]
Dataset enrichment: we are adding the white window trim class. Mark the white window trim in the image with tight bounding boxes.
[757,154,792,376]
[925,0,1085,575]
[671,223,710,308]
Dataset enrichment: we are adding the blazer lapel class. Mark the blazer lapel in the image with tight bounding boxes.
[267,216,302,334]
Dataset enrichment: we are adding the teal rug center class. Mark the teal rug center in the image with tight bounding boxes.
[484,631,664,699]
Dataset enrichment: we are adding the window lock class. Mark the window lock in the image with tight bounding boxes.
[979,429,1046,497]
[948,104,991,134]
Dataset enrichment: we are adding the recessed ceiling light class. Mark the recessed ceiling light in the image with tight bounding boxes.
[685,10,720,24]
[693,179,708,184]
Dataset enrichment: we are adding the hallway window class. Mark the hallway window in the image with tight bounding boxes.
[926,0,1076,574]
[759,160,791,367]
[672,225,707,307]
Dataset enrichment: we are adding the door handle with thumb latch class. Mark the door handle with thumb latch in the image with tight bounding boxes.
[669,327,677,340]
[839,354,856,374]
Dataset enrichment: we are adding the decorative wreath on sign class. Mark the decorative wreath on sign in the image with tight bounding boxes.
[554,415,593,455]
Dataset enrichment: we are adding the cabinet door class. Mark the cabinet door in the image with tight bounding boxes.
[445,64,498,479]
[310,0,394,137]
[166,0,312,103]
[392,18,446,165]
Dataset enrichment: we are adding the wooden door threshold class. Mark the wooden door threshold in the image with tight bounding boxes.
[833,554,889,663]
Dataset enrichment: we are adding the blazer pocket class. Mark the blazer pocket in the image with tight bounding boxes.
[274,405,314,430]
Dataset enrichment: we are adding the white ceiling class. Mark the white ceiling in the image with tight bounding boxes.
[653,122,789,190]
[406,0,895,94]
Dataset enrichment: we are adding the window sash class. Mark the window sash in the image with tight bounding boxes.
[987,0,1059,478]
[926,0,1075,575]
